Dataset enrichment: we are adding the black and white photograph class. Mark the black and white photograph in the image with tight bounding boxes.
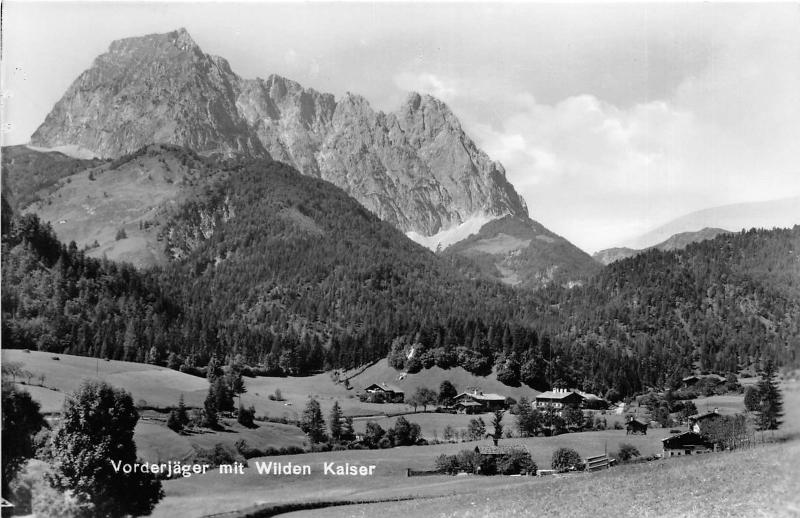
[1,2,799,517]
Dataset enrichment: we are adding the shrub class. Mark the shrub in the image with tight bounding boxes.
[193,443,245,468]
[237,405,256,428]
[455,449,483,474]
[166,410,183,433]
[616,443,641,462]
[115,228,127,241]
[498,449,536,475]
[551,447,582,472]
[435,454,460,474]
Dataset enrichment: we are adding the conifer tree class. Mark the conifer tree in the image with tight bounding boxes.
[757,360,783,431]
[329,401,343,441]
[300,399,327,443]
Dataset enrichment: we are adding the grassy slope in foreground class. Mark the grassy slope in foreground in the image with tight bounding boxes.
[294,440,800,518]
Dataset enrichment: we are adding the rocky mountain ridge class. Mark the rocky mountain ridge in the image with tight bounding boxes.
[30,28,527,237]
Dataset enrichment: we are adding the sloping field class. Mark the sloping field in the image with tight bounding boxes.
[347,359,540,401]
[149,427,672,517]
[2,350,209,411]
[292,440,800,518]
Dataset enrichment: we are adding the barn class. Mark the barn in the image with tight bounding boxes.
[662,431,715,457]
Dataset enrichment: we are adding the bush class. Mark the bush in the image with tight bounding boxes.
[456,449,483,474]
[551,447,582,472]
[237,405,256,428]
[193,443,245,468]
[166,410,183,433]
[115,228,127,241]
[497,450,536,475]
[435,454,460,474]
[616,443,641,462]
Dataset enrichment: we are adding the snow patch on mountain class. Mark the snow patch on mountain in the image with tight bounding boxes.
[407,214,499,251]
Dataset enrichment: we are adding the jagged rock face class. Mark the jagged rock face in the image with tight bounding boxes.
[31,29,267,160]
[31,29,527,236]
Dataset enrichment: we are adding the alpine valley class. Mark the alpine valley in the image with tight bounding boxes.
[3,28,799,398]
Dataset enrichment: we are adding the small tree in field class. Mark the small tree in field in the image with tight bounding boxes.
[489,410,505,446]
[551,447,582,472]
[438,380,457,406]
[300,399,327,443]
[413,387,437,411]
[467,418,486,441]
[329,401,343,441]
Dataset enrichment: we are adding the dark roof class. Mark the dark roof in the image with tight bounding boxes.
[689,411,721,421]
[536,390,581,400]
[662,431,713,448]
[627,417,649,426]
[365,383,404,394]
[456,391,506,402]
[475,444,528,456]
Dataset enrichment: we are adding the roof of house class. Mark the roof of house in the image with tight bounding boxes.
[627,417,649,426]
[575,390,604,401]
[456,391,506,402]
[365,383,404,394]
[455,401,483,407]
[475,444,529,456]
[689,411,721,421]
[536,390,581,400]
[661,431,713,448]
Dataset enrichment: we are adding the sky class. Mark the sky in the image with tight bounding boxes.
[2,2,799,252]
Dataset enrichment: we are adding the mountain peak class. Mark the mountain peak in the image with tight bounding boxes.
[107,28,200,56]
[31,29,530,238]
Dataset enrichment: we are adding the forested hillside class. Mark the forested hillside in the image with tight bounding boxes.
[537,227,800,394]
[3,150,799,399]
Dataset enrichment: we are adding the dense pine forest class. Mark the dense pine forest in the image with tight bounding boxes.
[2,148,799,399]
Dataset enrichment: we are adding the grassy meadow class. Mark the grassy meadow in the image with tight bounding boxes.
[6,347,797,517]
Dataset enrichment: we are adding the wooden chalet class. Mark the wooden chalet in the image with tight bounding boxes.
[454,400,484,414]
[661,431,715,458]
[626,416,649,435]
[364,383,405,403]
[474,444,529,458]
[682,374,726,388]
[534,388,582,410]
[688,409,723,434]
[454,390,507,412]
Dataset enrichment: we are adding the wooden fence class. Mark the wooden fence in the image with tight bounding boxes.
[585,454,611,472]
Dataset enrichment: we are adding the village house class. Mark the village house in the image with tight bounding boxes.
[661,431,715,457]
[363,383,404,403]
[682,374,726,389]
[534,388,583,410]
[626,416,649,435]
[454,389,507,412]
[474,444,529,459]
[454,400,484,414]
[688,409,723,434]
[574,390,609,409]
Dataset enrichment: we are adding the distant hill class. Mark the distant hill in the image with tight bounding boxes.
[445,215,600,290]
[626,197,800,250]
[593,228,731,265]
[0,145,102,211]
